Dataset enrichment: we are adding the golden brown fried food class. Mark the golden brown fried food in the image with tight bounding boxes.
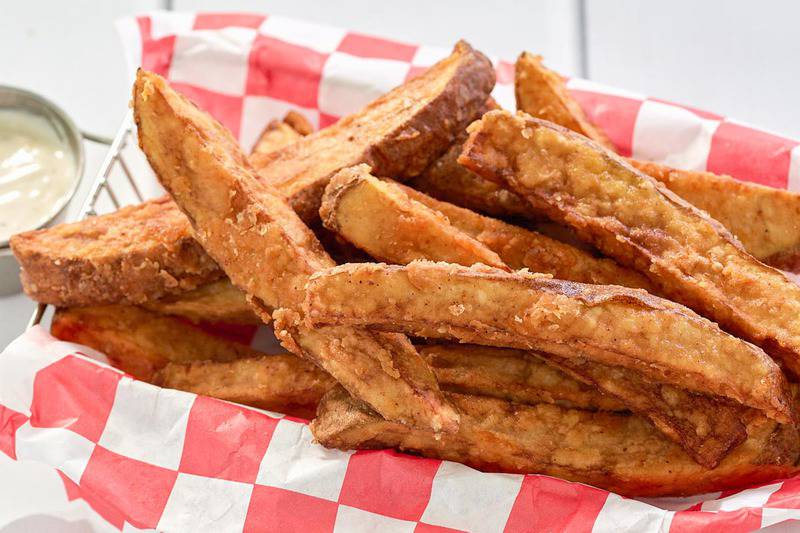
[320,169,746,464]
[312,387,800,498]
[304,261,792,423]
[51,305,252,381]
[155,356,334,419]
[630,159,800,271]
[515,52,615,151]
[10,196,221,306]
[536,353,749,467]
[251,41,495,222]
[249,115,304,158]
[133,69,458,432]
[460,110,800,377]
[142,279,258,325]
[282,110,314,136]
[421,344,624,411]
[321,165,508,269]
[321,165,653,288]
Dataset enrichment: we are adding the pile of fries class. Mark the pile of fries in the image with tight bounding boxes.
[11,41,800,498]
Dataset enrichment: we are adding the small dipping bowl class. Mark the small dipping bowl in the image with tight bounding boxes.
[0,86,85,295]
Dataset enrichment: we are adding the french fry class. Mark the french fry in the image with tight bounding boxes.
[312,387,800,498]
[10,196,222,306]
[252,41,496,222]
[249,113,305,158]
[51,305,254,381]
[134,69,459,432]
[514,52,800,271]
[155,357,334,419]
[421,344,624,411]
[460,110,800,378]
[515,52,615,150]
[304,261,793,424]
[630,159,800,270]
[142,279,259,325]
[321,165,508,270]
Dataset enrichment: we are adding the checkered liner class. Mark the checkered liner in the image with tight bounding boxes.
[2,10,800,532]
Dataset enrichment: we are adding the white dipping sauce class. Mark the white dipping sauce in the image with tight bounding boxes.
[0,109,76,244]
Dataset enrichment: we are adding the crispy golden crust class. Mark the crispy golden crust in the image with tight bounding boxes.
[312,387,800,498]
[630,159,800,270]
[142,279,258,325]
[304,261,792,423]
[51,305,254,381]
[421,344,625,411]
[9,196,221,306]
[155,357,334,419]
[536,353,749,468]
[249,118,303,157]
[283,110,313,136]
[133,70,457,432]
[320,169,745,464]
[515,52,615,151]
[321,165,508,269]
[460,110,800,377]
[251,41,495,222]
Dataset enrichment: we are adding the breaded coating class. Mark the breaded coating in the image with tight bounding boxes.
[321,165,508,269]
[312,387,800,498]
[142,279,258,325]
[420,344,625,411]
[460,110,800,377]
[320,169,749,464]
[251,41,495,222]
[536,353,749,468]
[303,261,792,423]
[249,115,304,157]
[10,196,221,306]
[156,357,335,419]
[515,52,615,150]
[133,69,458,432]
[630,159,800,271]
[321,165,653,289]
[51,305,253,381]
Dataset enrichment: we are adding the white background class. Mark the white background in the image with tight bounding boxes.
[0,1,798,530]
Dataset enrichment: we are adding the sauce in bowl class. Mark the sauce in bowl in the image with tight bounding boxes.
[0,109,78,244]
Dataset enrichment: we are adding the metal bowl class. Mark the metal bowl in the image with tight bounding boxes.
[0,86,85,295]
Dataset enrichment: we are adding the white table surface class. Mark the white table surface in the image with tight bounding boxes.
[1,1,797,530]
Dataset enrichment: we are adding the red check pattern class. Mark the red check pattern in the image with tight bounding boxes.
[4,11,800,532]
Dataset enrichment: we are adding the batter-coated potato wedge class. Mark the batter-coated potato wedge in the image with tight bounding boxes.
[312,387,800,498]
[321,165,508,270]
[142,279,258,325]
[249,112,306,158]
[10,196,222,306]
[630,159,800,271]
[513,53,800,273]
[460,110,800,377]
[420,344,624,412]
[51,305,255,381]
[155,357,334,419]
[303,261,793,423]
[133,69,458,432]
[515,52,615,151]
[252,41,495,223]
[536,352,749,468]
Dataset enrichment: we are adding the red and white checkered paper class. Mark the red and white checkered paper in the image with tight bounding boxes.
[3,10,800,532]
